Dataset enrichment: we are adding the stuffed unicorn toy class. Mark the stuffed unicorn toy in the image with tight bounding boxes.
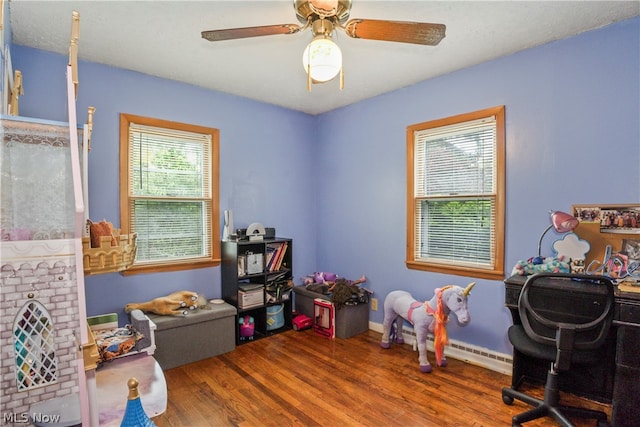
[380,282,475,373]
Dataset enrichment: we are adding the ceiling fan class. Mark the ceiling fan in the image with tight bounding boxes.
[201,0,446,90]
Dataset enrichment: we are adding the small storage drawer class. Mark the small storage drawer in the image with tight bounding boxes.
[617,301,640,324]
[616,325,640,367]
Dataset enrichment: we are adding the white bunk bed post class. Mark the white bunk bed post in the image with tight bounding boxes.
[83,106,94,229]
[67,64,94,427]
[66,10,98,427]
[81,103,97,427]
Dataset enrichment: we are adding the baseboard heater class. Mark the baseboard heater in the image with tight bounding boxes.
[369,322,513,375]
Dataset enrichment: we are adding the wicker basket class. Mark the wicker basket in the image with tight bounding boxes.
[82,231,137,275]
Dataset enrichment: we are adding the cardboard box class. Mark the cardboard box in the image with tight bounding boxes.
[238,287,264,308]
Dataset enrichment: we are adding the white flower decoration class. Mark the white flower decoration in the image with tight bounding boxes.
[553,232,590,260]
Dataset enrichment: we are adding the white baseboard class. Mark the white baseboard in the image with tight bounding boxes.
[369,321,513,375]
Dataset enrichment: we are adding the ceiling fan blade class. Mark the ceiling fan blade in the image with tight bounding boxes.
[344,19,446,46]
[202,24,302,42]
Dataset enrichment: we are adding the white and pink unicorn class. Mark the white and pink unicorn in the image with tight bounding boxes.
[380,282,475,373]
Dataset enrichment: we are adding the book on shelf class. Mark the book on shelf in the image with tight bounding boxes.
[265,245,277,271]
[265,242,279,271]
[266,241,288,272]
[273,241,288,271]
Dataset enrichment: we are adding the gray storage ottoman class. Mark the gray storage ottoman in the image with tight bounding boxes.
[293,285,369,338]
[147,302,236,370]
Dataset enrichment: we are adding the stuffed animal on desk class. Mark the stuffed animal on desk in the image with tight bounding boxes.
[124,291,207,316]
[511,256,571,276]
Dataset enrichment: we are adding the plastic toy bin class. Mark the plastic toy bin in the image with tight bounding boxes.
[293,286,369,338]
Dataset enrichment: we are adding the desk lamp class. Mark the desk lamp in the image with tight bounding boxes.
[536,210,579,260]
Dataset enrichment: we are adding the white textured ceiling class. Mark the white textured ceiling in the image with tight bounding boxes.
[8,1,640,115]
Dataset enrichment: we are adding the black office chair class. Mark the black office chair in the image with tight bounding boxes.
[501,273,614,427]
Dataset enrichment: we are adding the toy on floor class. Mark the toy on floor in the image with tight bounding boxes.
[380,282,476,373]
[292,314,313,331]
[124,291,206,316]
[239,315,255,341]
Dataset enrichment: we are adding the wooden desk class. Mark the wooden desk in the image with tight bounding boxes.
[504,275,640,427]
[96,353,167,426]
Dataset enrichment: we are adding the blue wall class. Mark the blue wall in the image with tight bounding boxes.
[11,17,639,355]
[314,17,639,353]
[10,47,319,321]
[1,0,11,105]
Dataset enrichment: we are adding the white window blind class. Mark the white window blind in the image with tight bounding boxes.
[128,122,213,265]
[413,115,498,270]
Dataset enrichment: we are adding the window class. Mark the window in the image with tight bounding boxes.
[406,106,505,280]
[120,114,220,274]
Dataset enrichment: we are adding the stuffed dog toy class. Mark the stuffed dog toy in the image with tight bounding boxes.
[125,290,207,316]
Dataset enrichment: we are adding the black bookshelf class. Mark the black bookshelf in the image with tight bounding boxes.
[221,238,293,344]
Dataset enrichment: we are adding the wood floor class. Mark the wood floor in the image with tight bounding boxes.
[152,329,611,427]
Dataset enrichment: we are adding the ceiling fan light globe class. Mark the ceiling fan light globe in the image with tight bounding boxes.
[302,37,342,82]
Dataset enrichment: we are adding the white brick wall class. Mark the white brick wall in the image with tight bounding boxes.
[0,241,81,425]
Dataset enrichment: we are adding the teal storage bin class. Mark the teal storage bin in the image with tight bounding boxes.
[266,304,285,331]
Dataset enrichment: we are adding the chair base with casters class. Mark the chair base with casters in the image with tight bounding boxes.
[501,273,615,427]
[502,365,610,427]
